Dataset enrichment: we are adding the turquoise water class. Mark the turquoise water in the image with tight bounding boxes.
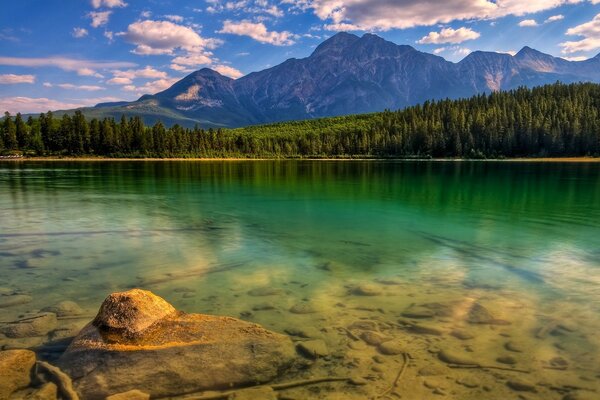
[1,161,600,399]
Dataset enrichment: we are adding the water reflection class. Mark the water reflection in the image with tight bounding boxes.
[0,161,599,399]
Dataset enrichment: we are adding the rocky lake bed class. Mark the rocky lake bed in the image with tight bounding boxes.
[1,161,599,399]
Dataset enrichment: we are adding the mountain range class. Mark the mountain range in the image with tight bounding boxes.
[67,32,600,128]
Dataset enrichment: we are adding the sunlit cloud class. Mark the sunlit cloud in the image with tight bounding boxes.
[0,74,36,84]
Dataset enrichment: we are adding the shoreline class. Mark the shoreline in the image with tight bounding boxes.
[1,156,599,162]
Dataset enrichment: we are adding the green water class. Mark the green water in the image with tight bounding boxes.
[1,161,600,399]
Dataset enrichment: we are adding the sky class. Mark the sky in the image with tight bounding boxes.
[1,0,600,114]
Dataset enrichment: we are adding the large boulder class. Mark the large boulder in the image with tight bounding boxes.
[59,289,298,399]
[0,349,36,399]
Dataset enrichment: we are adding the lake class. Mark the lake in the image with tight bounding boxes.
[1,160,599,399]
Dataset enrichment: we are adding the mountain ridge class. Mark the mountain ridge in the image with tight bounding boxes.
[57,32,600,128]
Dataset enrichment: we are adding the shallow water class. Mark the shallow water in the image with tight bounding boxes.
[1,160,600,399]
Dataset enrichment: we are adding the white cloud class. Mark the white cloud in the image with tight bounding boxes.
[519,19,539,27]
[304,0,589,31]
[205,0,283,17]
[0,56,135,77]
[119,20,221,55]
[104,31,114,42]
[123,77,180,95]
[106,76,132,85]
[113,66,169,80]
[0,95,127,114]
[417,27,480,44]
[42,82,105,91]
[432,45,472,58]
[219,20,295,45]
[498,49,517,56]
[545,14,564,23]
[88,11,112,28]
[0,74,36,84]
[171,53,213,66]
[562,55,589,61]
[72,27,89,38]
[212,64,244,78]
[560,13,600,54]
[164,15,184,22]
[91,0,127,8]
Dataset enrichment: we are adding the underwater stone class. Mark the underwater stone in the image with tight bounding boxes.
[437,349,477,365]
[0,294,33,308]
[1,312,57,338]
[350,284,382,296]
[289,302,317,314]
[296,339,329,359]
[506,379,537,392]
[450,329,474,340]
[42,301,84,317]
[59,289,298,399]
[377,340,404,355]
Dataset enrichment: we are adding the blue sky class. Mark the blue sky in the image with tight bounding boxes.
[1,0,600,113]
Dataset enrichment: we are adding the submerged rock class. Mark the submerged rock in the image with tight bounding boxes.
[289,302,317,314]
[467,303,510,325]
[59,289,297,399]
[42,301,84,317]
[350,284,382,296]
[296,339,329,359]
[1,312,57,338]
[0,349,36,399]
[0,294,32,308]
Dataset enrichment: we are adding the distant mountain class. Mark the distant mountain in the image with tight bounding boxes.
[63,32,600,128]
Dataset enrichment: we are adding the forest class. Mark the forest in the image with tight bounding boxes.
[1,82,599,158]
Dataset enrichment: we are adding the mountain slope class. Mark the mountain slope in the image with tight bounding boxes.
[65,33,600,128]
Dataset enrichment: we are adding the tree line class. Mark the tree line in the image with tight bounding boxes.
[1,82,599,158]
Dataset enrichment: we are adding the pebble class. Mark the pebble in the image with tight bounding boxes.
[549,356,568,368]
[348,320,378,331]
[360,331,388,346]
[350,284,382,296]
[467,303,510,325]
[247,287,283,296]
[0,294,33,308]
[507,379,537,392]
[423,378,449,390]
[418,365,447,376]
[296,340,329,359]
[497,355,517,365]
[408,323,444,336]
[348,341,368,350]
[289,303,316,314]
[456,377,479,388]
[1,312,57,338]
[505,341,524,352]
[451,329,474,340]
[349,376,368,386]
[284,327,321,339]
[377,340,404,355]
[42,300,83,317]
[252,303,276,311]
[437,349,477,365]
